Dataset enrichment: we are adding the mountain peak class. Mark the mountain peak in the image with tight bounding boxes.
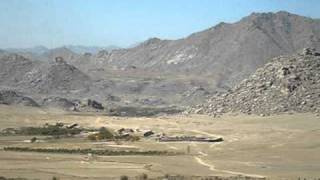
[249,10,292,17]
[141,37,162,46]
[56,46,74,52]
[245,11,305,22]
[276,10,292,15]
[48,47,76,56]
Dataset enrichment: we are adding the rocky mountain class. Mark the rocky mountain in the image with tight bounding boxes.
[1,11,320,115]
[34,58,92,95]
[96,11,320,89]
[191,48,320,116]
[0,52,91,97]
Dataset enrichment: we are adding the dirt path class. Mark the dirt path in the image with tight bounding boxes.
[194,156,265,178]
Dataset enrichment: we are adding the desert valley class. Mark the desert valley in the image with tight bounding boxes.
[0,5,320,180]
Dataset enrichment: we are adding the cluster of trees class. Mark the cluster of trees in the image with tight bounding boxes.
[87,127,140,142]
[120,173,148,180]
[1,124,141,142]
[19,123,82,136]
[87,127,114,141]
[0,176,60,180]
[4,146,178,156]
[1,123,83,136]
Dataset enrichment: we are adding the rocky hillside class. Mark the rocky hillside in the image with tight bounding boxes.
[191,48,320,116]
[34,58,92,95]
[0,53,36,87]
[1,11,320,114]
[0,52,91,95]
[96,11,320,88]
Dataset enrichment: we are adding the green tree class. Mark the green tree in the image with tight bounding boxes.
[99,127,114,139]
[30,137,37,143]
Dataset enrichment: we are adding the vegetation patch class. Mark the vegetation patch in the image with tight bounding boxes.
[0,177,30,180]
[0,123,91,137]
[87,127,140,141]
[1,124,142,142]
[87,127,114,140]
[3,147,181,156]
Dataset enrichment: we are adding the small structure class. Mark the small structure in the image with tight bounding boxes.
[143,130,154,137]
[118,128,134,135]
[67,123,78,129]
[157,136,223,143]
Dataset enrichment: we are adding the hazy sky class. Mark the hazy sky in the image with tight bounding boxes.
[1,0,320,49]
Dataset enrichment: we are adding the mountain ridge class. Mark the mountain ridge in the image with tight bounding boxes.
[1,11,320,113]
[4,45,120,56]
[93,11,320,89]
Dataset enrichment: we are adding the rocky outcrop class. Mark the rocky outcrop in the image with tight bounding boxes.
[0,90,39,107]
[87,99,104,110]
[41,97,77,111]
[191,48,320,116]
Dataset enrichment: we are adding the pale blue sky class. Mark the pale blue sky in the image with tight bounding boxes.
[0,0,320,48]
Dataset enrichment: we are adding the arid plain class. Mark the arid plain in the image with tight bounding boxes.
[0,105,319,180]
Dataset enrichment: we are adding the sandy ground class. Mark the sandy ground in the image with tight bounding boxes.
[0,105,320,179]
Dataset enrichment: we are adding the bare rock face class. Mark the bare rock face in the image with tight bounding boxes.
[192,48,320,116]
